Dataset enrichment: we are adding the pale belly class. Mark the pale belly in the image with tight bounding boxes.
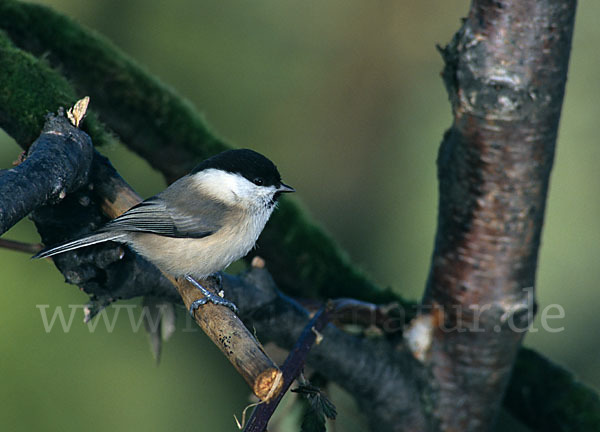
[126,216,267,279]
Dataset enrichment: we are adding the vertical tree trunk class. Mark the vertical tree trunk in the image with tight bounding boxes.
[422,0,577,429]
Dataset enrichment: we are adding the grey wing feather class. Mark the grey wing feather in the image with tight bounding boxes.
[33,179,226,259]
[33,232,127,259]
[100,195,225,239]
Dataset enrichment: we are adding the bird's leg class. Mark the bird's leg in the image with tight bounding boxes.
[185,274,238,315]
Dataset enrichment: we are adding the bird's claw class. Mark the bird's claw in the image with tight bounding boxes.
[185,275,238,315]
[189,295,239,315]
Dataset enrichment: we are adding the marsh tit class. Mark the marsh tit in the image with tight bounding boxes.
[34,149,294,313]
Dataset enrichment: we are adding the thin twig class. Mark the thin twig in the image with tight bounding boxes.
[0,238,43,254]
[244,304,334,432]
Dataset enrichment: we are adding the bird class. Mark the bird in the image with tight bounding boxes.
[33,148,294,314]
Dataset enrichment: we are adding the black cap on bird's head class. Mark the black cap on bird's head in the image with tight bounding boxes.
[192,149,294,193]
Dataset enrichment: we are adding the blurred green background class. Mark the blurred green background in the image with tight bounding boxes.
[1,1,598,431]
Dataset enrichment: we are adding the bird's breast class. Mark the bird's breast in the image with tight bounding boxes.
[127,206,273,279]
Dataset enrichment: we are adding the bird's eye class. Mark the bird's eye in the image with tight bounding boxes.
[252,177,264,186]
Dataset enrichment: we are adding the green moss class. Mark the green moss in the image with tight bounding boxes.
[264,200,406,306]
[0,31,109,149]
[0,0,225,180]
[504,348,600,431]
[0,31,71,146]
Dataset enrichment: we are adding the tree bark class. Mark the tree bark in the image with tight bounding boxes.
[0,113,93,235]
[421,0,577,429]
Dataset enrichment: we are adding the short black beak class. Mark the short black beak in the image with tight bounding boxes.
[278,182,295,193]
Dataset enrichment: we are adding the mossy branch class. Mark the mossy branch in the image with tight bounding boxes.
[0,0,225,181]
[505,348,600,430]
[0,29,108,148]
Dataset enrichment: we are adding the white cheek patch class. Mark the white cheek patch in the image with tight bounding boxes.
[190,168,274,208]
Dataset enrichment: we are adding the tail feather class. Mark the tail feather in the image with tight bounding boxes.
[33,232,127,259]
